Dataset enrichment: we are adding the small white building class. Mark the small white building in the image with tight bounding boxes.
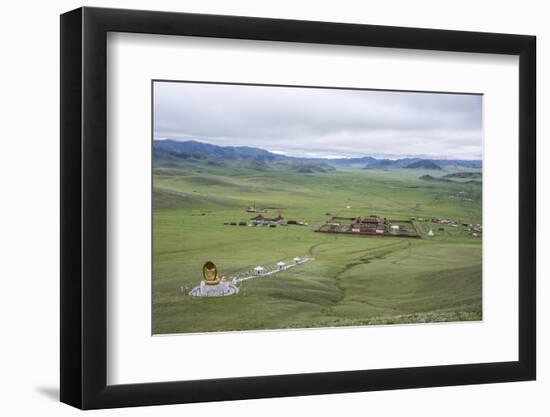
[293,257,301,264]
[391,225,400,233]
[277,261,285,271]
[254,266,265,275]
[428,230,434,237]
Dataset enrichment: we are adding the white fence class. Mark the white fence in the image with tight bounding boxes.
[231,257,313,284]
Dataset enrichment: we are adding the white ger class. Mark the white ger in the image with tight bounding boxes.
[254,266,265,275]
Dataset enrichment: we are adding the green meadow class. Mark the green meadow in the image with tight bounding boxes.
[152,163,482,334]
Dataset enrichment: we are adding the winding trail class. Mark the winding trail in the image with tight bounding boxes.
[332,240,410,303]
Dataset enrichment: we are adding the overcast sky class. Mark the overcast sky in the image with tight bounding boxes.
[153,81,482,160]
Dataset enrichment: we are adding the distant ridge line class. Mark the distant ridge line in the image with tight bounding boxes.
[153,139,482,169]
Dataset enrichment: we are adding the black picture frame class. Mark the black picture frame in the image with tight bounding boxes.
[60,6,536,410]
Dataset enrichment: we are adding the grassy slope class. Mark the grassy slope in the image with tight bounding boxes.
[153,163,482,334]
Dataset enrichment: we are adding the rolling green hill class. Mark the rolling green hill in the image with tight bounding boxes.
[443,171,483,179]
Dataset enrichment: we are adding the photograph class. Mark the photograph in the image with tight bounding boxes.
[152,81,483,335]
[1,0,542,413]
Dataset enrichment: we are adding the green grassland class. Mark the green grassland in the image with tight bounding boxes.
[153,162,482,334]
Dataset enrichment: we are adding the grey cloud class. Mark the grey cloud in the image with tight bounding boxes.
[153,81,482,160]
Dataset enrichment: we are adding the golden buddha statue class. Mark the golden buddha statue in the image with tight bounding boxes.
[202,261,220,285]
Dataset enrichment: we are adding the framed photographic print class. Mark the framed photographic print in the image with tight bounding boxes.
[60,7,536,409]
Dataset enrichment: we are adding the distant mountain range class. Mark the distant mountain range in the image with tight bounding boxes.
[155,139,282,162]
[404,160,442,170]
[153,139,482,171]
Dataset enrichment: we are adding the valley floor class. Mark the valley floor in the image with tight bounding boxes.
[152,166,482,334]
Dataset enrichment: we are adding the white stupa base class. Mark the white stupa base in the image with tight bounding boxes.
[189,280,239,297]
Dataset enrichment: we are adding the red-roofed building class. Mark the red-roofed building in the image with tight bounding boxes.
[250,214,284,225]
